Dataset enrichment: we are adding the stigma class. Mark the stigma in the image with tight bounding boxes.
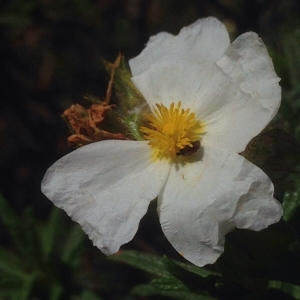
[140,102,204,161]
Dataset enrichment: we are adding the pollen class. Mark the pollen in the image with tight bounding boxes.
[140,102,205,161]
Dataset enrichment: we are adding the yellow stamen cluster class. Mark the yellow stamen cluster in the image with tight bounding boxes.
[140,102,204,160]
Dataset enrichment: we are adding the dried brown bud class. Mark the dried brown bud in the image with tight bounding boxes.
[63,102,125,148]
[62,54,128,148]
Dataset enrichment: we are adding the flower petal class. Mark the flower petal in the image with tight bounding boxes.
[200,32,281,152]
[129,17,229,77]
[131,27,280,153]
[131,58,213,110]
[41,140,170,255]
[157,147,282,266]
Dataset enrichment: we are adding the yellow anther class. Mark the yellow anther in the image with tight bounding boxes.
[140,102,204,161]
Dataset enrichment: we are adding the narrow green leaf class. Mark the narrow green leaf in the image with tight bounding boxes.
[0,195,42,261]
[110,250,221,286]
[109,250,172,278]
[0,261,27,280]
[40,207,64,262]
[131,284,217,300]
[269,280,300,299]
[61,224,85,267]
[0,194,27,251]
[282,188,300,221]
[151,277,187,291]
[12,272,37,300]
[79,290,104,300]
[283,29,300,89]
[49,283,64,300]
[0,271,24,288]
[0,246,28,272]
[21,207,43,262]
[164,256,220,278]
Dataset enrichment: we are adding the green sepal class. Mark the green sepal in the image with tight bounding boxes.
[124,113,144,140]
[104,55,146,115]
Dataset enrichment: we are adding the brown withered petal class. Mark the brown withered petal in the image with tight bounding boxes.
[63,104,90,135]
[89,103,115,125]
[67,134,94,147]
[94,131,126,141]
[68,130,126,148]
[62,54,125,148]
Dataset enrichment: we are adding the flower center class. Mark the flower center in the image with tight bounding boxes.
[140,102,204,161]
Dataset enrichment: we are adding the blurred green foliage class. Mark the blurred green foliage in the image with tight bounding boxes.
[1,0,300,299]
[0,194,93,299]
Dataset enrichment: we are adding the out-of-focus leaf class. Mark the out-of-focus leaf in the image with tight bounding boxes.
[109,250,173,278]
[110,250,220,282]
[21,207,43,263]
[49,284,64,300]
[282,187,300,222]
[0,289,16,299]
[0,246,28,273]
[12,272,37,300]
[161,256,222,294]
[0,194,27,252]
[0,265,26,281]
[0,258,28,282]
[40,207,64,263]
[0,195,42,261]
[78,290,104,300]
[61,224,85,267]
[283,29,300,89]
[163,256,220,278]
[131,284,217,300]
[269,281,300,299]
[111,251,222,297]
[151,277,187,291]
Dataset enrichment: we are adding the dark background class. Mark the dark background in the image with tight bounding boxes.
[1,0,299,217]
[1,1,300,299]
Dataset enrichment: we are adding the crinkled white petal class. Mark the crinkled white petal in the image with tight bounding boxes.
[131,57,213,110]
[131,31,280,153]
[157,147,282,267]
[41,140,170,255]
[129,17,229,77]
[200,32,281,152]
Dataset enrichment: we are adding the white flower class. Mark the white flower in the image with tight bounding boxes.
[41,17,283,267]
